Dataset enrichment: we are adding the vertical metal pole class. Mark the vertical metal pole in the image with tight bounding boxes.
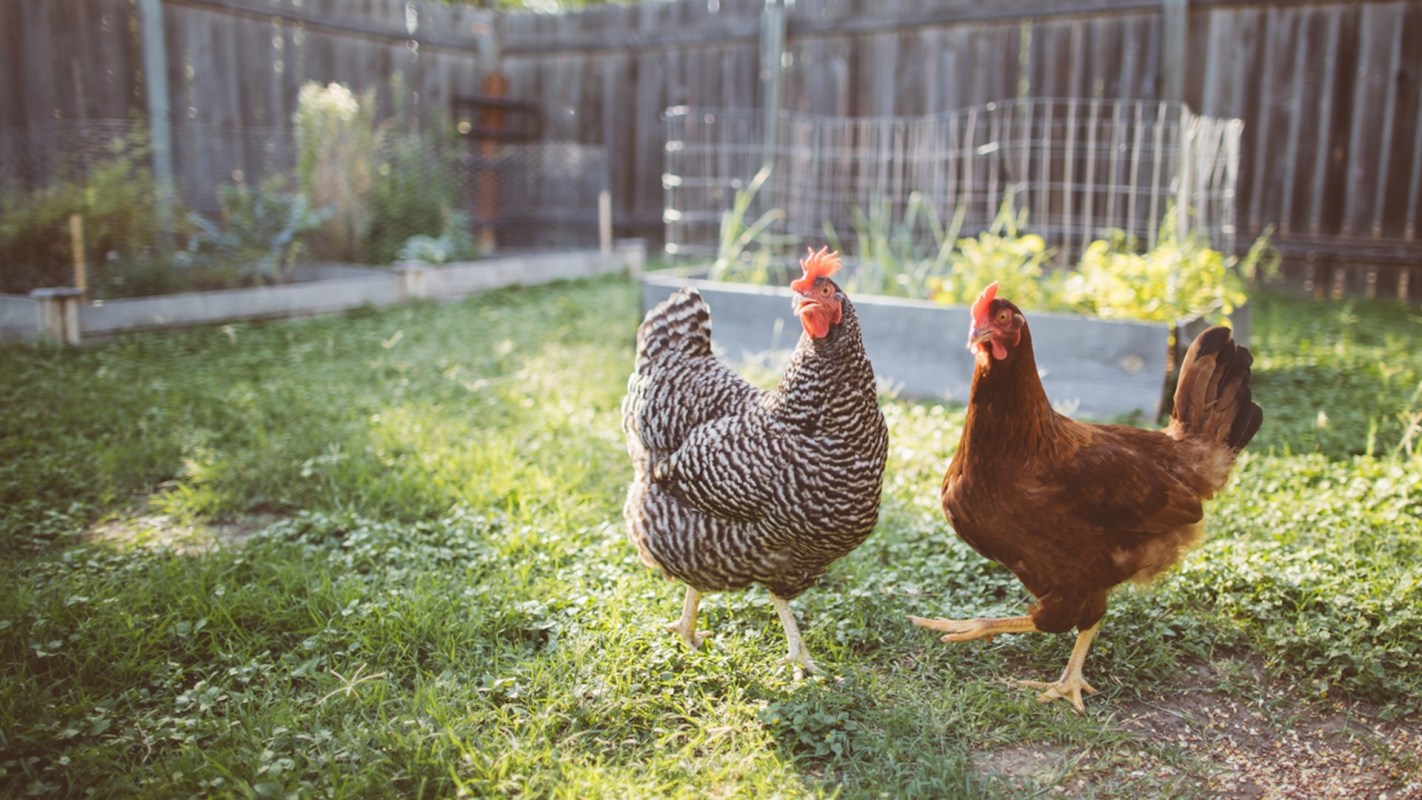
[138,0,175,253]
[759,0,786,173]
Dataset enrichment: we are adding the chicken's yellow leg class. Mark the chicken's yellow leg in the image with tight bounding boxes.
[1018,622,1101,714]
[668,586,708,649]
[908,614,1039,642]
[772,593,819,679]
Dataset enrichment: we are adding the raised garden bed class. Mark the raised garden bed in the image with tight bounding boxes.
[640,269,1171,420]
[2,243,645,345]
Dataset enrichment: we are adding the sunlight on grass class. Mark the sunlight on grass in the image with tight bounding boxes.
[2,280,1420,797]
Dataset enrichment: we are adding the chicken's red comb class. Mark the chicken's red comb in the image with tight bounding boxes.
[789,246,842,293]
[970,281,999,324]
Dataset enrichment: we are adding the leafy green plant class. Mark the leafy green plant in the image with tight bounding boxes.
[759,690,865,759]
[925,198,1054,309]
[179,181,328,283]
[1060,215,1277,325]
[394,211,476,265]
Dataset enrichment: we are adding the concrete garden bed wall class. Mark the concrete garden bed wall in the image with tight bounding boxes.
[2,243,644,345]
[640,271,1170,420]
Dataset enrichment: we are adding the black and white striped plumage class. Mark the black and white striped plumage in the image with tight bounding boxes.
[621,256,888,674]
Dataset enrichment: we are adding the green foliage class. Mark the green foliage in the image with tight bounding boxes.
[706,165,789,284]
[0,129,163,294]
[824,192,965,299]
[925,200,1053,309]
[180,181,329,283]
[1060,215,1277,325]
[393,211,477,266]
[760,686,866,759]
[1248,292,1422,458]
[714,188,1276,325]
[1,280,1419,796]
[295,82,381,262]
[367,133,466,266]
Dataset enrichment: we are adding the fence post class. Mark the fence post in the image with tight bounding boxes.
[1160,0,1189,104]
[759,0,787,173]
[475,73,509,254]
[615,238,647,279]
[31,288,85,346]
[138,0,176,253]
[394,263,430,301]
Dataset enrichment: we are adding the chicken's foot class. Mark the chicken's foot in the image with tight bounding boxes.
[772,593,819,679]
[908,614,1038,643]
[667,586,709,649]
[1017,622,1101,714]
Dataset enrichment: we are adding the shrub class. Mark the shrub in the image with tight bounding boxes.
[367,135,466,265]
[1059,215,1278,325]
[0,130,163,294]
[295,82,381,262]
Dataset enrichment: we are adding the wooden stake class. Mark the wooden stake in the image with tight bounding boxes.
[598,190,612,255]
[69,213,87,297]
[476,72,508,254]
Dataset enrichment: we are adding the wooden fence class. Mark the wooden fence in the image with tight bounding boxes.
[5,0,1422,297]
[501,0,1422,298]
[0,0,496,208]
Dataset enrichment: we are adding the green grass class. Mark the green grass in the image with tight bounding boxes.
[1,278,1419,797]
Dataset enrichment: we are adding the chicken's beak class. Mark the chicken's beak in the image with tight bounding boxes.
[967,326,992,351]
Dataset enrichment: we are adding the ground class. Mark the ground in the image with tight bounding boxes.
[975,659,1422,799]
[89,511,1422,799]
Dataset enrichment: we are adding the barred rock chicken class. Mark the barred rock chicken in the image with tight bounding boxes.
[910,282,1261,712]
[622,247,888,677]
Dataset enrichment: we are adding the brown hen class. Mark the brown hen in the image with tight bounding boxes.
[911,282,1262,711]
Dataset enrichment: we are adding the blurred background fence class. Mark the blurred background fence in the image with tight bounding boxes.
[3,0,1421,301]
[665,100,1241,266]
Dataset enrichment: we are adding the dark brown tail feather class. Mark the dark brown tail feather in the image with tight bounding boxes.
[1171,326,1262,451]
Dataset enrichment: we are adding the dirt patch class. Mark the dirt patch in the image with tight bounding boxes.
[973,742,1072,780]
[1113,693,1418,799]
[975,661,1422,799]
[87,511,280,554]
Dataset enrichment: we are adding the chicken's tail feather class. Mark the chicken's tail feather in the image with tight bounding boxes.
[1171,326,1262,452]
[635,288,713,371]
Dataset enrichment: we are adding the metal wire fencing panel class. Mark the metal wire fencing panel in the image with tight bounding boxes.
[0,119,607,296]
[663,100,1241,266]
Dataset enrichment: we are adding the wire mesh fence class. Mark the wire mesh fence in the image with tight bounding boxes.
[0,119,608,297]
[663,99,1242,268]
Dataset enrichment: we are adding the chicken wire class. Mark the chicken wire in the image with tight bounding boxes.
[663,99,1242,266]
[0,119,607,294]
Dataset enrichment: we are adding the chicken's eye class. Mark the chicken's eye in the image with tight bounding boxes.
[996,310,1011,324]
[819,284,834,298]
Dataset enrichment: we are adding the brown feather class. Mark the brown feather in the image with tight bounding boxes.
[942,303,1261,635]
